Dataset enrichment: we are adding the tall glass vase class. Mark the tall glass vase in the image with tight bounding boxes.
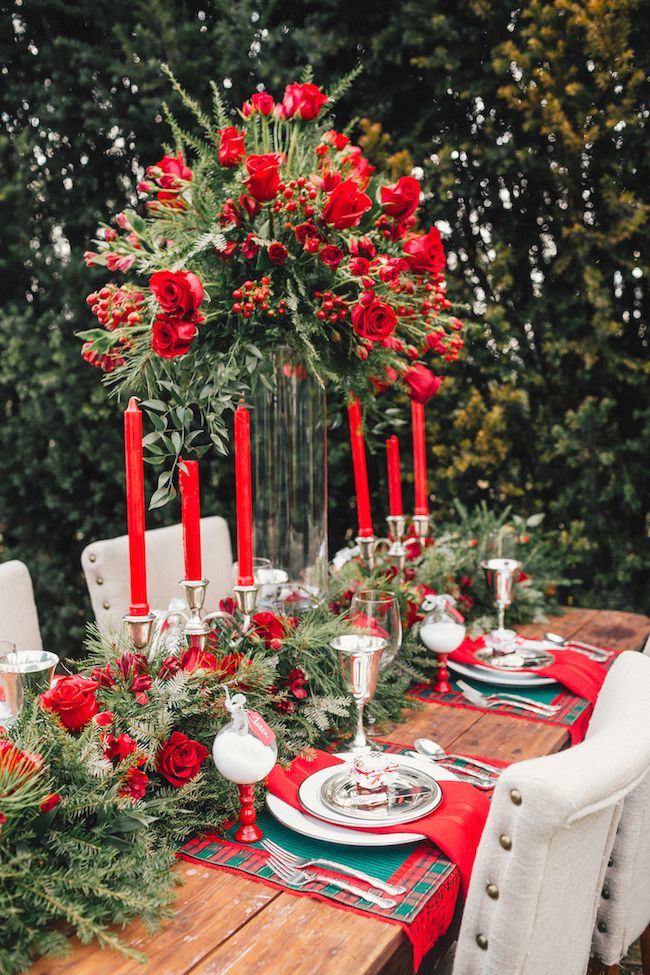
[251,347,328,613]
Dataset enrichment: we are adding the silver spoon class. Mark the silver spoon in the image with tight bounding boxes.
[414,738,502,775]
[405,752,494,790]
[543,632,610,662]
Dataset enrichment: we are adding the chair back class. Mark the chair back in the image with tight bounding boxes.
[587,651,650,965]
[452,654,650,975]
[0,560,43,651]
[81,517,233,631]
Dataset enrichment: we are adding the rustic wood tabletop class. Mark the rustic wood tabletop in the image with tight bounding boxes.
[26,606,650,975]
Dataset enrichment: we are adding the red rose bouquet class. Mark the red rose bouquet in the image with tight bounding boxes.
[79,67,463,499]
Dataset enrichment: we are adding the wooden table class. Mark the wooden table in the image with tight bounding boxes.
[28,607,650,975]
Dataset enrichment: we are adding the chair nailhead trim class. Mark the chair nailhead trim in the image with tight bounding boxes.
[103,601,110,610]
[608,856,614,867]
[601,887,610,900]
[96,578,104,585]
[89,553,97,563]
[476,934,488,950]
[510,789,522,805]
[499,834,512,850]
[597,921,607,933]
[486,883,499,899]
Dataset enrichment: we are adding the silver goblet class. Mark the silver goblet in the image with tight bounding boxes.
[481,558,522,633]
[331,634,387,753]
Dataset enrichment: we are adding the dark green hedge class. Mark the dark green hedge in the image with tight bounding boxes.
[1,0,648,658]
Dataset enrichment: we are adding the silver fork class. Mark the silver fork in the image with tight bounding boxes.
[265,854,397,909]
[261,838,406,895]
[457,679,560,716]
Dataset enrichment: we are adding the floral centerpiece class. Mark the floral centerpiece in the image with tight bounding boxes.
[80,68,463,505]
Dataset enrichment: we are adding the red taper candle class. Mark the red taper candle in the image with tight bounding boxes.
[347,397,373,538]
[386,435,403,517]
[124,397,149,616]
[412,399,428,516]
[234,403,254,586]
[179,458,202,581]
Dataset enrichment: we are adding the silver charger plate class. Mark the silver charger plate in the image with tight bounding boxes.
[474,646,555,671]
[298,761,443,828]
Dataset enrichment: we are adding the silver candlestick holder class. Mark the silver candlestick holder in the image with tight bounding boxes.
[355,535,378,571]
[412,514,430,539]
[385,515,407,573]
[124,612,156,651]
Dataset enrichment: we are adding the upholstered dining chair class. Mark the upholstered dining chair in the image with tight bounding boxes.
[81,517,233,633]
[0,559,43,651]
[586,651,650,975]
[450,652,650,975]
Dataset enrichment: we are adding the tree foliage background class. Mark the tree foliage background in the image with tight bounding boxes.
[1,0,648,657]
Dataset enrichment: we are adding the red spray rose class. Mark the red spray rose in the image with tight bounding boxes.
[381,175,421,222]
[349,236,376,259]
[319,244,344,269]
[157,731,209,788]
[286,667,309,700]
[244,153,283,202]
[268,242,288,265]
[218,126,246,167]
[241,233,260,260]
[159,655,181,679]
[281,83,328,120]
[94,710,114,727]
[40,675,99,732]
[322,179,372,230]
[402,227,446,275]
[148,152,192,207]
[119,767,149,801]
[149,271,204,320]
[103,732,139,763]
[323,129,350,151]
[404,364,443,404]
[249,92,275,115]
[39,793,61,814]
[349,256,370,276]
[251,612,298,648]
[152,316,197,359]
[351,300,397,343]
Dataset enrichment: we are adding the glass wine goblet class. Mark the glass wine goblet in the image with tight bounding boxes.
[331,634,387,752]
[349,589,402,670]
[480,528,521,635]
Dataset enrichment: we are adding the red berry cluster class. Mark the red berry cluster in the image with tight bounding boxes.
[86,285,145,331]
[81,343,125,373]
[272,177,318,218]
[230,277,287,319]
[312,291,349,324]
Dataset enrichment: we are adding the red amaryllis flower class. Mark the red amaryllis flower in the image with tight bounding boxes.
[40,676,99,732]
[380,176,421,222]
[244,153,283,202]
[149,271,204,320]
[103,732,139,764]
[179,646,219,673]
[286,667,309,700]
[281,82,328,120]
[219,198,241,227]
[322,179,372,230]
[216,653,247,678]
[218,126,246,167]
[268,242,288,265]
[93,710,114,727]
[402,227,446,275]
[157,732,209,788]
[159,655,181,680]
[116,652,149,680]
[351,300,396,343]
[342,146,375,189]
[118,767,149,801]
[404,364,443,404]
[319,244,344,269]
[152,316,197,359]
[39,792,61,814]
[148,152,192,207]
[90,663,116,688]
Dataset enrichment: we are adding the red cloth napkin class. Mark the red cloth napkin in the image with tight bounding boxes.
[451,635,609,703]
[267,750,490,893]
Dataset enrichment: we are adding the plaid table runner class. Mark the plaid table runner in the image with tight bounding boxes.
[179,742,503,971]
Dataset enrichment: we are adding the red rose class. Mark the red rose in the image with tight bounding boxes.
[149,270,204,320]
[251,92,275,115]
[103,732,138,763]
[39,793,61,814]
[349,236,376,259]
[118,767,149,801]
[322,179,372,230]
[294,222,318,243]
[281,83,328,120]
[159,655,181,679]
[251,612,295,648]
[402,228,446,275]
[404,364,443,404]
[152,316,197,359]
[218,126,246,167]
[319,244,344,269]
[268,242,288,265]
[157,731,209,788]
[351,300,396,343]
[324,130,350,151]
[244,153,283,202]
[179,646,219,673]
[369,366,399,394]
[40,675,98,732]
[380,176,421,222]
[342,146,375,189]
[349,256,370,276]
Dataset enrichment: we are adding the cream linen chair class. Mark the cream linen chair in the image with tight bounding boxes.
[587,651,650,975]
[451,652,650,975]
[0,560,43,650]
[81,517,233,632]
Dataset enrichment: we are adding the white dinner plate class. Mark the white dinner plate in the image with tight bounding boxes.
[266,754,458,847]
[449,659,557,688]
